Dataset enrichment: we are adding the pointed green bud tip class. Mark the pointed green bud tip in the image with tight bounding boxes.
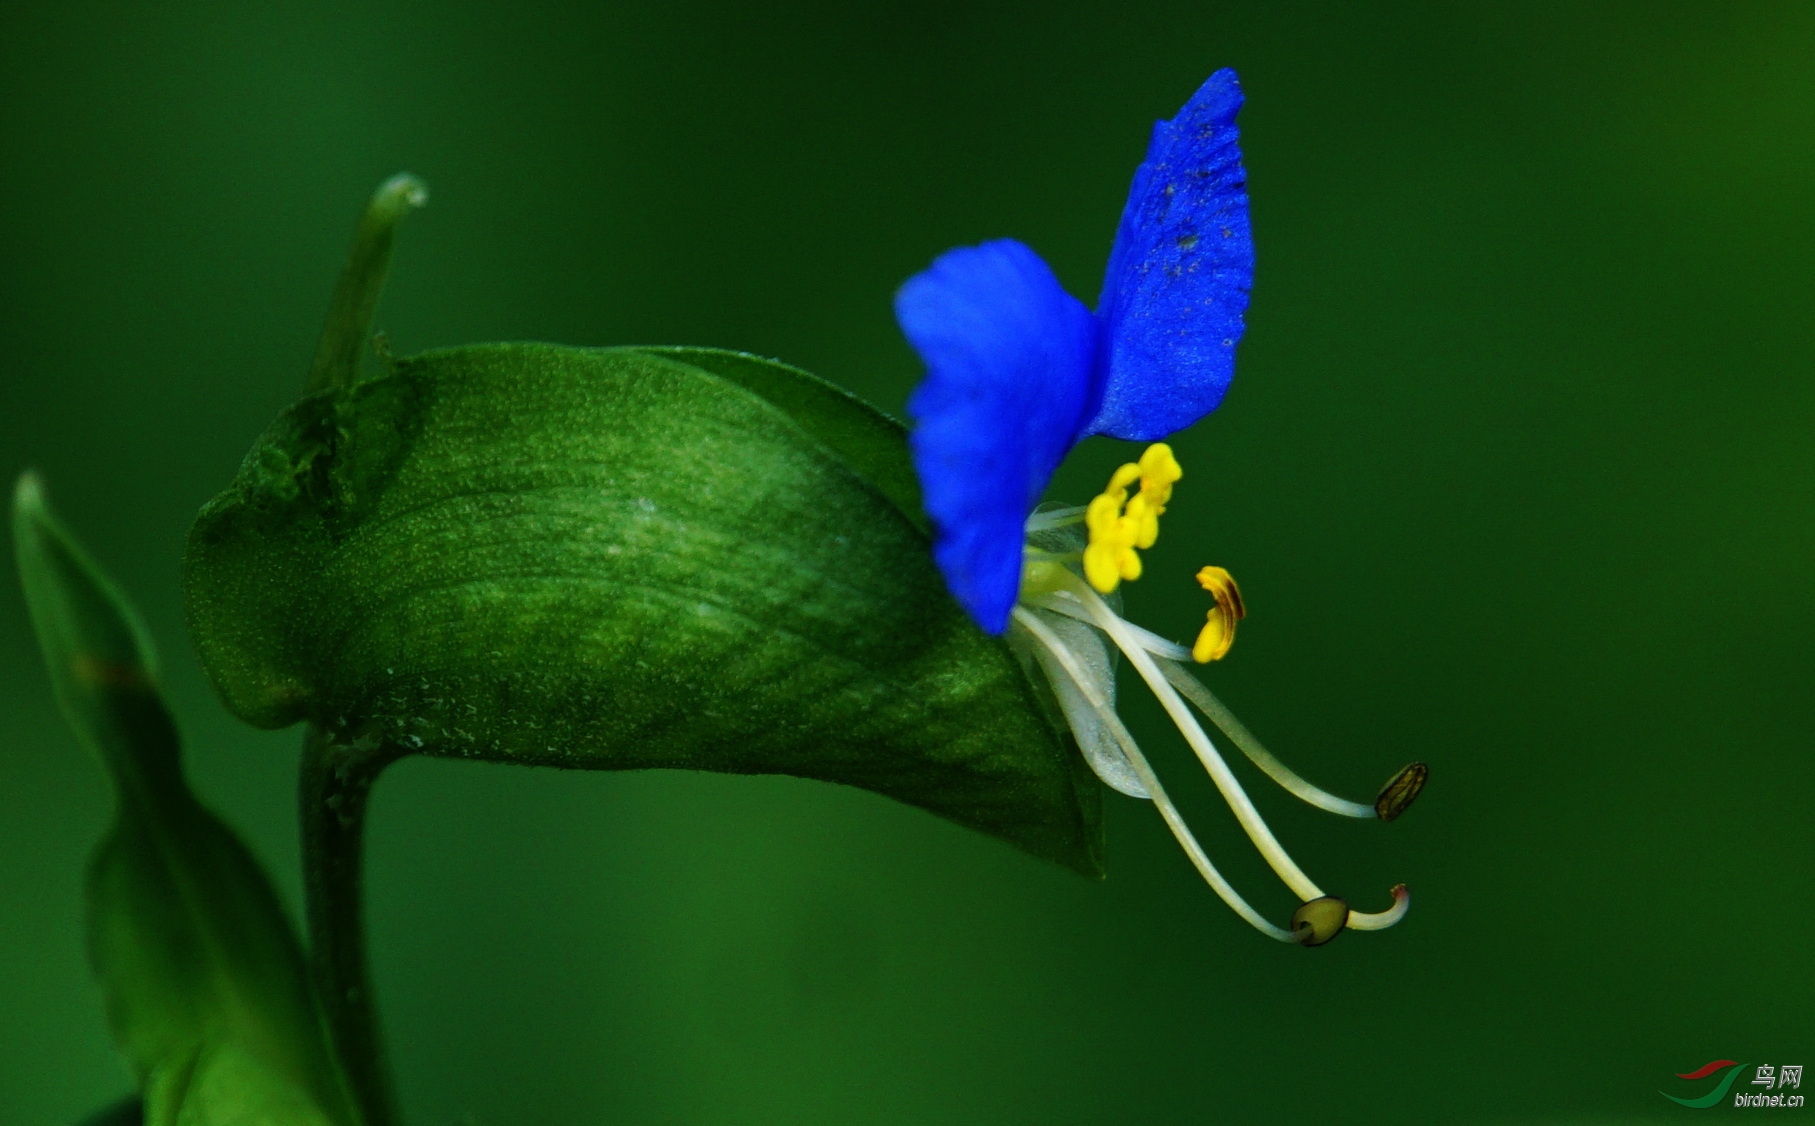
[304,172,430,394]
[377,172,429,212]
[14,469,52,538]
[13,470,163,707]
[1290,895,1349,947]
[15,466,41,506]
[1374,761,1427,822]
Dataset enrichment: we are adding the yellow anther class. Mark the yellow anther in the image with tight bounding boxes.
[1083,444,1182,593]
[1083,494,1135,591]
[1137,443,1182,509]
[1192,565,1246,662]
[1120,492,1152,552]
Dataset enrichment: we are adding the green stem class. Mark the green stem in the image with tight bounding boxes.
[304,174,428,394]
[296,173,425,1125]
[301,724,402,1126]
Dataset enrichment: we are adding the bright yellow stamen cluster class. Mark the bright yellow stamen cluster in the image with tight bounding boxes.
[1083,443,1183,593]
[1192,565,1247,663]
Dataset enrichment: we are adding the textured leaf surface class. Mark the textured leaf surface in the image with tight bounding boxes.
[183,345,1101,874]
[13,477,353,1126]
[632,347,926,531]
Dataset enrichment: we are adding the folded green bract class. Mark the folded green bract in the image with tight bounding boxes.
[182,343,1104,875]
[14,476,357,1126]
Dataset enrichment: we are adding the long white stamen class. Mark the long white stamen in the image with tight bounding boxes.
[1033,592,1379,819]
[1034,581,1411,932]
[1157,659,1377,819]
[1028,591,1193,660]
[1011,608,1297,943]
[1060,576,1326,903]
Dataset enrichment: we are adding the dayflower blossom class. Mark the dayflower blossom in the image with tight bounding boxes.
[896,69,1424,945]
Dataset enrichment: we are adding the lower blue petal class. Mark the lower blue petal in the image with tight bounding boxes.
[897,239,1101,633]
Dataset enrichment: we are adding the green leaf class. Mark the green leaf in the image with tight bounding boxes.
[13,475,357,1126]
[183,344,1102,874]
[630,347,926,530]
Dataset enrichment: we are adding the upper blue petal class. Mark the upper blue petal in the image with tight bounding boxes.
[1088,68,1254,441]
[897,239,1101,633]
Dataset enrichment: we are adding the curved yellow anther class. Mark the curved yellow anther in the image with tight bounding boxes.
[1192,565,1247,662]
[1083,444,1181,593]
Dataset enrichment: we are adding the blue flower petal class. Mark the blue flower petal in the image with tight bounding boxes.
[1088,68,1254,441]
[897,239,1102,633]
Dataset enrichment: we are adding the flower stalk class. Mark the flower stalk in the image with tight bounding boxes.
[301,725,401,1126]
[295,173,425,1125]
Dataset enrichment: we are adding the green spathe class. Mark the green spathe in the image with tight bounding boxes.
[183,344,1103,875]
[13,476,355,1126]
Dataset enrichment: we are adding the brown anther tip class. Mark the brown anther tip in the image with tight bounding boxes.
[1374,761,1428,822]
[1290,896,1349,947]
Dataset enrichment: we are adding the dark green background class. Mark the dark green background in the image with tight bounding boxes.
[3,3,1808,1122]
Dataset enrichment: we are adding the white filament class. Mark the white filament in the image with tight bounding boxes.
[1033,591,1379,820]
[1157,660,1377,820]
[1345,886,1411,930]
[1011,608,1297,943]
[1023,505,1087,534]
[1015,565,1412,936]
[1060,576,1327,904]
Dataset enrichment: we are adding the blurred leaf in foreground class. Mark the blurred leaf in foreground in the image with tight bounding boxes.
[76,1097,142,1126]
[183,343,1102,874]
[14,474,357,1126]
